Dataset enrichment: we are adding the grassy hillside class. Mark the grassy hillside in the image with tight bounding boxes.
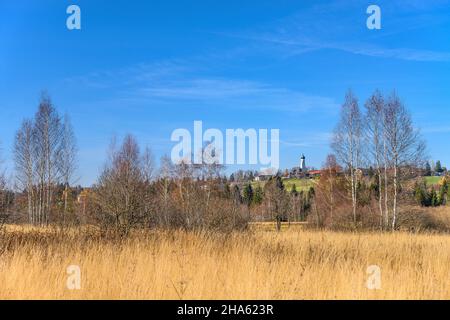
[249,176,442,193]
[251,177,315,192]
[424,176,442,185]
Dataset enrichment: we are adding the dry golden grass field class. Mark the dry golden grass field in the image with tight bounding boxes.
[0,224,449,300]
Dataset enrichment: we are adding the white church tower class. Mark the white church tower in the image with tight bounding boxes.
[300,154,306,171]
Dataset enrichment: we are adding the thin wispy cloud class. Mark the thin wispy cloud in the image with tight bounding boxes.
[64,62,339,113]
[63,61,190,89]
[135,77,338,112]
[138,78,268,99]
[280,132,333,148]
[319,41,450,62]
[220,32,450,62]
[213,0,450,62]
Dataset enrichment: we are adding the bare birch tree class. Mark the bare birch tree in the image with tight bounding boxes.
[33,94,63,225]
[383,92,425,230]
[14,120,36,223]
[142,146,155,183]
[14,93,76,225]
[365,90,387,229]
[158,155,175,227]
[332,90,362,225]
[59,114,78,221]
[323,154,339,222]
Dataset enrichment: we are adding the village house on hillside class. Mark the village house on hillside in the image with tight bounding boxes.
[254,154,322,181]
[254,167,278,181]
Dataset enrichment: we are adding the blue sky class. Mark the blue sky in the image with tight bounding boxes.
[1,0,450,186]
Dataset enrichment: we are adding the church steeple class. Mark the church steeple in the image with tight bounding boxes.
[300,154,306,171]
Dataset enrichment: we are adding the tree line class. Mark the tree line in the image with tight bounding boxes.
[324,89,427,230]
[0,91,448,233]
[0,94,249,233]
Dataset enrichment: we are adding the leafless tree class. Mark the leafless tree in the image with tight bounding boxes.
[365,90,387,229]
[141,146,155,226]
[93,136,247,233]
[332,90,363,225]
[59,113,78,221]
[14,119,35,224]
[0,143,10,230]
[13,93,77,225]
[173,159,197,228]
[323,154,339,222]
[157,155,175,227]
[198,142,225,218]
[383,92,426,230]
[95,135,148,234]
[142,146,155,183]
[33,93,63,225]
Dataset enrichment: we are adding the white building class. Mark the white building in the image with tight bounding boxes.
[300,154,306,171]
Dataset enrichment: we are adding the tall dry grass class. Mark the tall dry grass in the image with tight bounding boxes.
[0,225,449,299]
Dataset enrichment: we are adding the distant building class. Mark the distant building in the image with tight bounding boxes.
[288,154,308,178]
[308,170,322,178]
[289,167,302,178]
[254,154,317,181]
[254,168,277,181]
[300,154,306,171]
[254,174,273,181]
